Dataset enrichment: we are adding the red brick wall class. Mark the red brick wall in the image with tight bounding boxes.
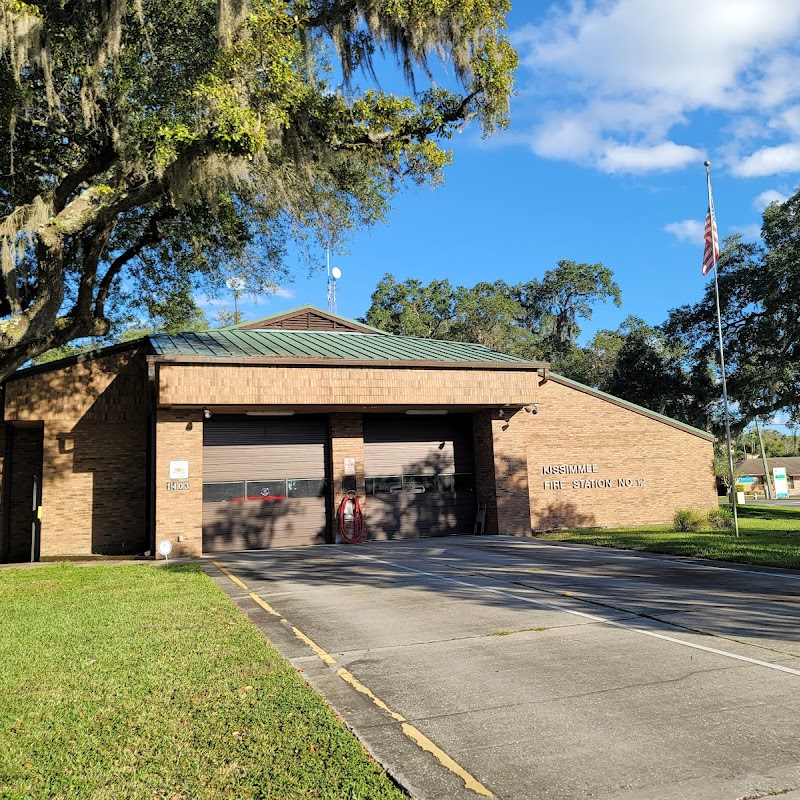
[154,409,203,558]
[472,412,499,534]
[158,363,540,409]
[527,378,717,529]
[492,412,533,536]
[329,414,365,539]
[3,349,149,558]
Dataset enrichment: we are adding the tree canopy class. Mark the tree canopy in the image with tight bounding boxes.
[0,0,516,378]
[664,190,800,433]
[363,262,620,368]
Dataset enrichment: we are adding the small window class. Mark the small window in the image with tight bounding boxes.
[437,474,455,492]
[203,482,245,503]
[246,480,286,501]
[287,478,327,498]
[367,476,403,495]
[403,475,437,494]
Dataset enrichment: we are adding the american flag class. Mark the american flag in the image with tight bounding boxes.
[702,197,719,276]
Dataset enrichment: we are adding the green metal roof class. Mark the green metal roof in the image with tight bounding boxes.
[149,329,537,365]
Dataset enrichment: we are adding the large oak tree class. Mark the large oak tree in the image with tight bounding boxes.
[0,0,515,378]
[664,188,800,434]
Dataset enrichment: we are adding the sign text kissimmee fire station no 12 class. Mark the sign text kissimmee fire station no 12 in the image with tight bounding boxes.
[542,463,645,491]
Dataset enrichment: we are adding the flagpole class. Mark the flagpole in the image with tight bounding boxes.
[705,160,739,537]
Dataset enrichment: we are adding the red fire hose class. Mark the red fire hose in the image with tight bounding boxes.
[336,491,367,544]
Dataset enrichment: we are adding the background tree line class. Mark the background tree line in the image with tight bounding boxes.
[363,186,800,442]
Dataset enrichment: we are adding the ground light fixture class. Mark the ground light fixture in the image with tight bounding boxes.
[157,539,172,561]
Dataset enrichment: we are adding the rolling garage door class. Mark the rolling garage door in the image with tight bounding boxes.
[202,416,329,551]
[363,414,475,540]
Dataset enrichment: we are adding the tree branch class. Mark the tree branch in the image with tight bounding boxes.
[72,223,115,322]
[332,92,477,150]
[305,1,361,30]
[52,140,117,213]
[94,205,177,317]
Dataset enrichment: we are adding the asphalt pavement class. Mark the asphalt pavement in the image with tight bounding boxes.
[206,537,800,800]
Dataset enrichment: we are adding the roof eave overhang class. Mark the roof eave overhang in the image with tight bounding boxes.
[147,354,549,372]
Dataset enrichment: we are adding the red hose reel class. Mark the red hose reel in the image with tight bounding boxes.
[336,490,367,544]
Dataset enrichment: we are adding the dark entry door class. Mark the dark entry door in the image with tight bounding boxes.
[202,416,329,551]
[363,414,475,540]
[4,426,44,563]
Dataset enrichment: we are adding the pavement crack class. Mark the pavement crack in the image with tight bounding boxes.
[740,787,800,799]
[438,563,800,663]
[335,621,594,659]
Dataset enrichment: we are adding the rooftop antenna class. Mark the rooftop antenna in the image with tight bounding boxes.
[225,277,246,324]
[326,248,341,314]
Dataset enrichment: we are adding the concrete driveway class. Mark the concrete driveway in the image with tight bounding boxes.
[205,537,800,800]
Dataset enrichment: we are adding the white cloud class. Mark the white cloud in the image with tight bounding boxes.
[731,223,763,240]
[664,219,705,244]
[273,287,296,300]
[530,114,598,160]
[598,142,703,174]
[734,143,800,176]
[770,105,800,135]
[753,189,789,211]
[195,293,226,308]
[512,0,800,174]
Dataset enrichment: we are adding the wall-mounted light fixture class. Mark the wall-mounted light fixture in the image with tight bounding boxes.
[524,404,539,415]
[202,408,212,419]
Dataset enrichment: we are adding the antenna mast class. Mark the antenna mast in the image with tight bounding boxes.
[326,248,341,314]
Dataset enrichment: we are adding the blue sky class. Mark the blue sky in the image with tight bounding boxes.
[213,0,800,353]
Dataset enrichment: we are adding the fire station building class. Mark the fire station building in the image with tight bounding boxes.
[0,306,717,562]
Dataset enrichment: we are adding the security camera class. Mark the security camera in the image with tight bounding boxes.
[524,404,539,415]
[203,408,211,419]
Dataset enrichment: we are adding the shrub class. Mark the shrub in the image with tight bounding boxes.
[673,508,706,532]
[707,507,734,530]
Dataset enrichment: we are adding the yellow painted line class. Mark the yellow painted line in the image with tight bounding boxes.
[401,723,493,797]
[249,592,283,617]
[291,627,338,666]
[210,560,248,590]
[286,630,493,796]
[211,561,493,797]
[336,668,406,722]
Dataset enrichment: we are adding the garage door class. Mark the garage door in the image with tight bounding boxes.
[202,416,329,551]
[363,414,475,539]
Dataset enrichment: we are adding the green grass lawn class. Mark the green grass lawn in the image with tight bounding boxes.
[0,563,406,800]
[537,505,800,570]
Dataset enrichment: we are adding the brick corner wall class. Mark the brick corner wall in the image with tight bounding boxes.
[528,380,717,530]
[4,349,149,559]
[329,413,366,539]
[154,409,203,557]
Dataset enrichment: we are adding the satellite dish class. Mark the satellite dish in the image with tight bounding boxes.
[331,267,342,280]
